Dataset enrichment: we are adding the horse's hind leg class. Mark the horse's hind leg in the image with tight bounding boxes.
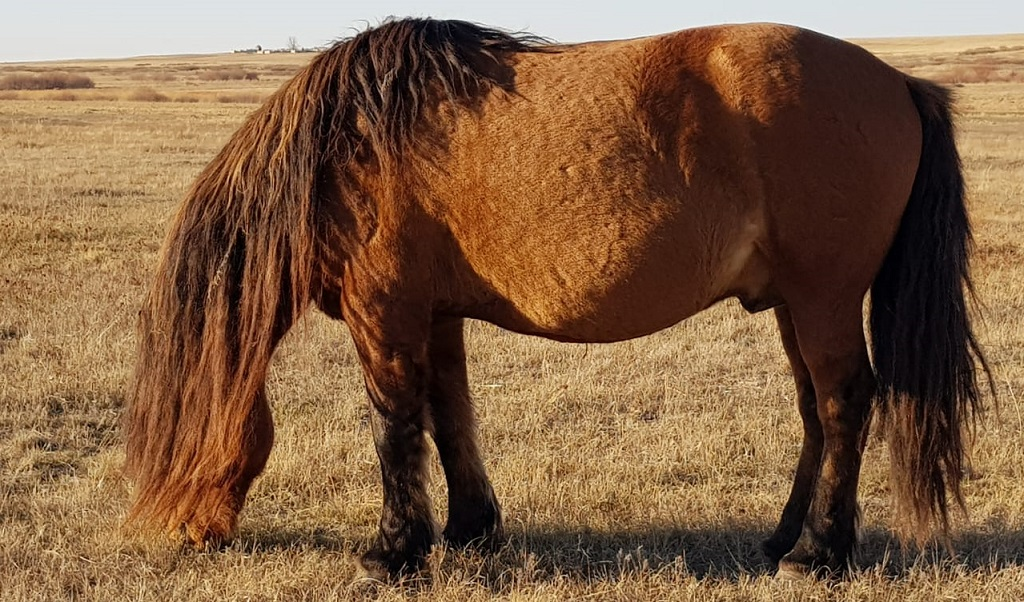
[344,305,437,580]
[776,300,876,577]
[762,306,822,564]
[427,318,503,547]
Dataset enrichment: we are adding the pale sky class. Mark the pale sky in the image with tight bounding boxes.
[2,0,1022,63]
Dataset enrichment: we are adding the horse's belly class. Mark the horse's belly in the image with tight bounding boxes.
[481,285,706,344]
[428,40,769,341]
[463,216,763,343]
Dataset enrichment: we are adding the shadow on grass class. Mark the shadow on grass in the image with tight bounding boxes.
[222,520,1024,584]
[229,526,356,555]
[507,523,775,580]
[857,523,1024,575]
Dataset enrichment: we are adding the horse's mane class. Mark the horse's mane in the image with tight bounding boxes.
[323,18,548,161]
[125,18,545,537]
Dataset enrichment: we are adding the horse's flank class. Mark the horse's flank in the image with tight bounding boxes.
[395,25,918,340]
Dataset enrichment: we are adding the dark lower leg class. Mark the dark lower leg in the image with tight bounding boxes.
[428,318,502,546]
[764,307,823,564]
[780,341,875,577]
[338,263,442,580]
[361,390,437,578]
[344,320,437,580]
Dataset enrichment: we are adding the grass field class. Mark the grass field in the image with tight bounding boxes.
[2,32,1024,601]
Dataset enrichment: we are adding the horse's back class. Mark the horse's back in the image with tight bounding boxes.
[414,24,922,341]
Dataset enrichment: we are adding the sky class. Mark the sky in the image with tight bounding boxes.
[2,0,1022,63]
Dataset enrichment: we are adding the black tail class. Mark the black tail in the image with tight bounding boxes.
[870,77,993,542]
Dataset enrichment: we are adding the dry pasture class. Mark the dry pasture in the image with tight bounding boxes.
[2,33,1024,601]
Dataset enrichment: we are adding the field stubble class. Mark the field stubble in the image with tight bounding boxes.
[2,35,1024,601]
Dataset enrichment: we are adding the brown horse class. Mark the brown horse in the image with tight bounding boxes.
[125,18,991,580]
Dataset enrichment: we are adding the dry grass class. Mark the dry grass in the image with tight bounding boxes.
[0,52,303,104]
[0,71,95,90]
[198,68,260,81]
[214,92,267,104]
[856,33,1024,84]
[2,34,1024,600]
[126,87,170,103]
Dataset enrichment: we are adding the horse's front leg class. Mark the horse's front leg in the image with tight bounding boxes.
[427,317,503,547]
[344,301,437,580]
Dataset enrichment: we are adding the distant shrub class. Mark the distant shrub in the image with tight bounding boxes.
[174,94,200,103]
[216,92,265,104]
[131,72,176,82]
[0,72,95,91]
[48,91,79,101]
[934,63,1024,84]
[126,87,169,102]
[199,69,259,81]
[950,64,997,83]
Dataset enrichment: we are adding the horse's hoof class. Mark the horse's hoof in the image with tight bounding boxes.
[776,547,847,581]
[776,557,815,581]
[442,520,505,551]
[444,494,504,550]
[761,537,792,567]
[356,546,426,584]
[354,557,390,583]
[350,567,388,593]
[356,553,400,583]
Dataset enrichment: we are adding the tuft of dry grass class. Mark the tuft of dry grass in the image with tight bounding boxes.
[129,72,177,83]
[215,92,266,104]
[1,34,1024,600]
[0,71,95,90]
[198,68,260,81]
[126,87,170,102]
[929,63,1024,84]
[46,90,80,101]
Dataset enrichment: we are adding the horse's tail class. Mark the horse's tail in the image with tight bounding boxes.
[123,60,335,540]
[869,76,992,543]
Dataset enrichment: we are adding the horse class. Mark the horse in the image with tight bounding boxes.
[124,18,991,580]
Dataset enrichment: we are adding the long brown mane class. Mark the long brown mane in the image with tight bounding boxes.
[124,18,544,539]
